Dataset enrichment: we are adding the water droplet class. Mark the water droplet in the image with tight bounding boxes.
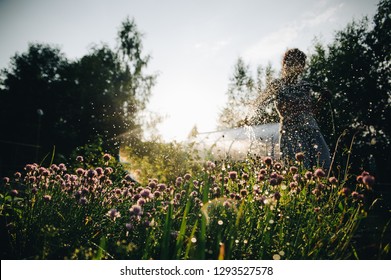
[273,254,281,260]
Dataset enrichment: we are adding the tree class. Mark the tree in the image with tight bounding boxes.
[305,0,391,180]
[0,18,156,176]
[217,57,257,129]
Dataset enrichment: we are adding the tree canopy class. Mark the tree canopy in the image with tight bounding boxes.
[0,18,156,175]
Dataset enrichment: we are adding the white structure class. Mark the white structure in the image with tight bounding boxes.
[188,123,280,160]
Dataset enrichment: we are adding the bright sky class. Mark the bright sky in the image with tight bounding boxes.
[0,0,379,142]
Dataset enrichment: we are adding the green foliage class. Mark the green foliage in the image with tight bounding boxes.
[304,0,391,179]
[120,140,202,185]
[0,151,378,260]
[0,17,156,176]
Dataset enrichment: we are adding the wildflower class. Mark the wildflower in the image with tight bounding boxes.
[25,164,35,172]
[259,168,267,175]
[305,171,313,180]
[31,187,38,194]
[328,177,338,185]
[264,157,273,166]
[362,175,375,189]
[289,166,298,174]
[229,171,237,180]
[184,173,191,181]
[107,209,121,221]
[242,173,249,181]
[87,169,97,178]
[356,175,363,184]
[314,168,326,178]
[76,168,85,176]
[293,174,301,182]
[95,167,104,176]
[14,172,22,179]
[240,189,248,197]
[103,153,112,162]
[125,223,133,231]
[223,200,232,208]
[258,174,265,181]
[50,164,60,172]
[205,161,216,170]
[274,163,282,170]
[314,207,320,213]
[351,191,359,199]
[312,188,321,197]
[137,198,146,206]
[40,168,50,177]
[10,189,18,197]
[43,195,52,202]
[76,156,84,162]
[129,205,143,216]
[289,182,298,189]
[58,163,67,172]
[153,191,161,198]
[269,178,278,186]
[148,181,157,190]
[3,177,10,184]
[140,188,151,199]
[158,183,167,192]
[175,177,183,186]
[104,167,113,175]
[29,176,37,183]
[79,197,87,205]
[295,152,305,162]
[273,192,281,201]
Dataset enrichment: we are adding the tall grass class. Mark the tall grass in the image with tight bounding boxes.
[0,151,375,259]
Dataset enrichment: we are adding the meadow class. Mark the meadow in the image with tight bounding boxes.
[0,146,379,260]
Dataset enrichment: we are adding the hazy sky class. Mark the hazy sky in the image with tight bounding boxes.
[0,0,379,141]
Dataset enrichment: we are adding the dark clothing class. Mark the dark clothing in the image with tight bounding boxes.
[260,78,331,169]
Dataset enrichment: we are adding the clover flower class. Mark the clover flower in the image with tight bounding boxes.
[289,166,298,174]
[229,171,237,180]
[242,173,249,181]
[328,177,338,185]
[362,175,375,189]
[10,189,18,197]
[140,188,151,199]
[314,168,326,178]
[264,157,273,166]
[240,189,248,197]
[58,163,67,172]
[107,209,121,221]
[103,153,112,162]
[76,168,85,176]
[76,156,84,162]
[295,152,305,162]
[130,205,143,216]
